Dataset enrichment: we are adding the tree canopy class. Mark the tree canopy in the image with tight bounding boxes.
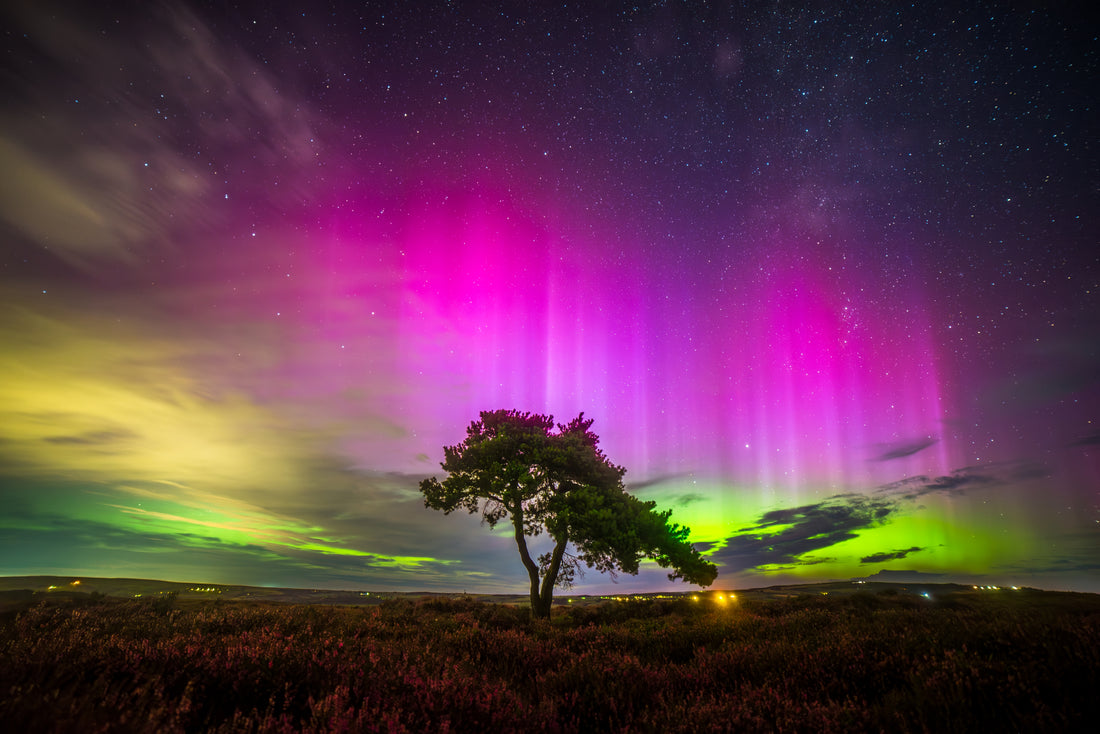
[419,409,718,618]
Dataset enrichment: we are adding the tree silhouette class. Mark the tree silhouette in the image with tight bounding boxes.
[419,409,717,618]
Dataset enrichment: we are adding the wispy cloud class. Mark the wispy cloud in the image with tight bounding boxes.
[871,436,937,461]
[625,473,692,492]
[1070,430,1100,447]
[875,461,1047,500]
[43,429,139,446]
[0,473,522,591]
[982,331,1100,412]
[0,1,320,271]
[860,546,924,564]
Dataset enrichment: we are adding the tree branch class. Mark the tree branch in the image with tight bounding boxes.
[539,534,569,608]
[510,505,541,605]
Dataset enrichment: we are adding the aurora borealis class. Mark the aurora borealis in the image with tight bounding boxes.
[1,1,1096,593]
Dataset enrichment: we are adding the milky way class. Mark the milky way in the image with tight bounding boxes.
[1,1,1096,592]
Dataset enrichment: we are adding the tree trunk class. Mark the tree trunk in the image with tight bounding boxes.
[510,506,544,618]
[538,535,569,617]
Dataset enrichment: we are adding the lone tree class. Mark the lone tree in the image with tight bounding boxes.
[419,409,717,618]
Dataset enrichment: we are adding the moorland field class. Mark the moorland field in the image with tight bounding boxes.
[1,579,1097,732]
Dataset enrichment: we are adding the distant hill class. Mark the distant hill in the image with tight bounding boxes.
[0,574,1063,608]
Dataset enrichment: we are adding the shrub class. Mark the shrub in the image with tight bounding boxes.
[1,590,1097,732]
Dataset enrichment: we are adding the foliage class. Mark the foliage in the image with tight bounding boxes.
[419,410,717,617]
[1,591,1098,732]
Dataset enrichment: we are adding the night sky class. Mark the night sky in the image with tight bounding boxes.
[2,1,1097,594]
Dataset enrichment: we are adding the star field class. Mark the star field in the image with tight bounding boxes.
[0,1,1096,592]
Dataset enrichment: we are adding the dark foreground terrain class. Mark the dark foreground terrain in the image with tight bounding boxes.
[1,586,1097,732]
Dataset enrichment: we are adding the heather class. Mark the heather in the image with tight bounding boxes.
[2,589,1097,732]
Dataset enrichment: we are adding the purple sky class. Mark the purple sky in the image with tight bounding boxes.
[1,1,1097,593]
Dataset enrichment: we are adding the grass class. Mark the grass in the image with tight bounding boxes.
[1,587,1097,732]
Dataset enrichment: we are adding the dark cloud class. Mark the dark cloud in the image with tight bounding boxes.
[710,495,897,573]
[860,546,924,564]
[257,463,519,570]
[753,556,836,572]
[624,476,708,513]
[923,472,997,492]
[1003,556,1100,575]
[876,467,1001,499]
[44,429,138,445]
[1008,462,1049,481]
[872,437,937,461]
[981,329,1100,414]
[999,532,1100,579]
[1070,430,1100,447]
[625,473,691,492]
[712,455,1057,576]
[674,493,707,507]
[857,569,948,583]
[1030,558,1100,574]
